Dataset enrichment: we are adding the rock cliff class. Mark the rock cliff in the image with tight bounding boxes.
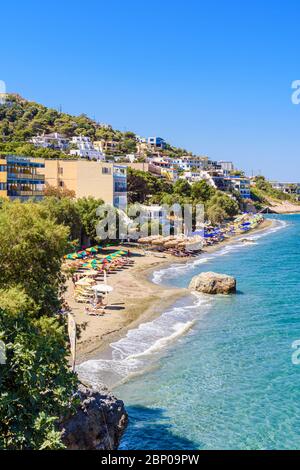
[61,383,128,450]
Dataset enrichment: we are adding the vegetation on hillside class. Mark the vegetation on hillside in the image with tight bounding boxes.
[0,94,189,158]
[0,200,78,449]
[127,168,240,224]
[251,176,299,206]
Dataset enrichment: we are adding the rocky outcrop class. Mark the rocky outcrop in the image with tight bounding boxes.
[61,383,128,450]
[189,272,236,295]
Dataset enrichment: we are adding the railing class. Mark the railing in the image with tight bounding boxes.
[8,173,45,181]
[8,190,44,197]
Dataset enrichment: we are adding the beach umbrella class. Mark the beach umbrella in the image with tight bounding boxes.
[151,238,164,245]
[66,252,80,259]
[92,284,113,293]
[164,240,180,248]
[86,247,98,254]
[138,237,151,243]
[75,277,94,286]
[83,269,99,277]
[177,242,187,248]
[82,259,101,267]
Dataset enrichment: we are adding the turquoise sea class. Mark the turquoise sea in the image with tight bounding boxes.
[78,214,300,450]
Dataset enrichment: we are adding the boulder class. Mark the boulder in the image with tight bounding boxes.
[60,383,128,450]
[189,272,236,295]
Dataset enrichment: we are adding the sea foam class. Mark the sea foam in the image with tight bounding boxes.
[78,218,288,387]
[77,293,211,387]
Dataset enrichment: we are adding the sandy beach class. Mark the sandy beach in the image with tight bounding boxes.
[267,200,300,214]
[68,218,273,364]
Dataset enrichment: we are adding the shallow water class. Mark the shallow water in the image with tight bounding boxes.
[79,215,300,450]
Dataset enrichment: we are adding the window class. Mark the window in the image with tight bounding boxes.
[114,180,127,193]
[59,181,64,187]
[102,167,111,175]
[0,183,7,190]
[59,167,64,175]
[0,165,6,172]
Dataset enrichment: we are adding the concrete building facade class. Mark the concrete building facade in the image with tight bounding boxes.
[0,155,45,200]
[40,159,127,209]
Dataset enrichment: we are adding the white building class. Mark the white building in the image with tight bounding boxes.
[226,176,251,199]
[148,156,173,167]
[171,156,210,171]
[270,182,300,197]
[180,170,218,188]
[136,136,147,143]
[113,154,137,163]
[218,161,234,173]
[147,137,166,149]
[70,136,105,160]
[30,132,69,151]
[181,171,203,184]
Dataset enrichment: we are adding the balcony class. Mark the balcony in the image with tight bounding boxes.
[8,173,45,181]
[8,190,44,197]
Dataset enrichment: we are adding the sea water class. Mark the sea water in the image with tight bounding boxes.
[78,214,300,450]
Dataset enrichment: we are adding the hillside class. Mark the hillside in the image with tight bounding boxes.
[0,94,190,158]
[251,177,300,213]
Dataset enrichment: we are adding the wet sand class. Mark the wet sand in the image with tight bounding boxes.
[67,218,273,364]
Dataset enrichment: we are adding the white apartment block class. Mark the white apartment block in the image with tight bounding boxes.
[218,161,234,173]
[226,177,251,199]
[70,136,105,161]
[30,132,69,151]
[170,156,209,171]
[180,170,218,188]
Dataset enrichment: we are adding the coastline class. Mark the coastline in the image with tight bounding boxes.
[73,218,274,365]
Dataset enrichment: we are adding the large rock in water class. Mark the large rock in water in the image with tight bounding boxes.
[60,384,128,450]
[189,272,236,295]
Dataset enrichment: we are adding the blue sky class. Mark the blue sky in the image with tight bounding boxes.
[1,0,300,180]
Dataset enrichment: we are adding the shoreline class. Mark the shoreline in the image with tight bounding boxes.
[74,217,274,365]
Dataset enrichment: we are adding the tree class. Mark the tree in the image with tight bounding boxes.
[0,200,69,315]
[0,200,78,449]
[75,197,104,243]
[119,138,137,154]
[44,184,75,199]
[0,286,78,449]
[206,192,239,223]
[206,205,227,225]
[173,179,191,197]
[230,170,245,177]
[41,196,82,243]
[191,180,215,202]
[123,131,136,140]
[127,168,172,204]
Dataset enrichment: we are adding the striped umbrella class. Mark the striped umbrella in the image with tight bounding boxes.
[86,247,98,254]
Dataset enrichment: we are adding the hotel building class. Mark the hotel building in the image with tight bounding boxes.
[0,155,45,200]
[40,159,127,210]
